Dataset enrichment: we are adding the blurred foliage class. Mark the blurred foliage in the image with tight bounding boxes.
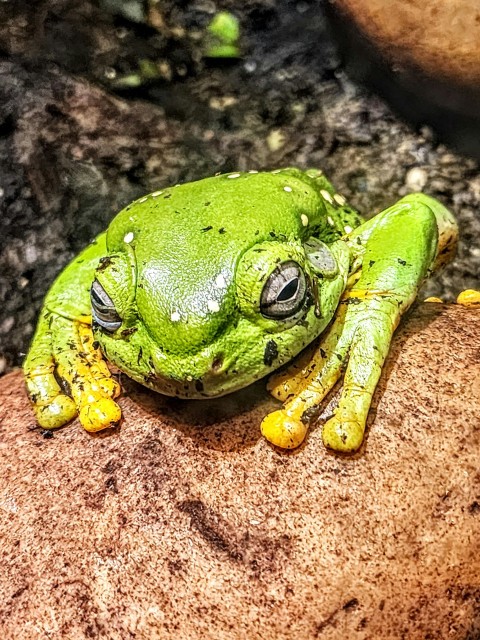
[204,11,241,58]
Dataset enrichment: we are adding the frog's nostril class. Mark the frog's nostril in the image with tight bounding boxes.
[211,355,224,372]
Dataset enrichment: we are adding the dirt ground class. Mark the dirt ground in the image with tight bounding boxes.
[0,0,479,373]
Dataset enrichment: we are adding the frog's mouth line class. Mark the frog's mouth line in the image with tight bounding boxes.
[127,355,268,399]
[144,345,270,399]
[99,318,302,400]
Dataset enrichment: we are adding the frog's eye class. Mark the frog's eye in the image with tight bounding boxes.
[91,280,122,332]
[260,261,306,319]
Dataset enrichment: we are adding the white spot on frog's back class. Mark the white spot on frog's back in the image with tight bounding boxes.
[171,311,181,322]
[207,300,220,313]
[138,196,148,203]
[334,193,346,206]
[344,225,353,234]
[151,190,163,197]
[283,186,292,193]
[215,274,226,288]
[320,189,334,205]
[227,173,241,179]
[301,214,309,227]
[124,232,134,244]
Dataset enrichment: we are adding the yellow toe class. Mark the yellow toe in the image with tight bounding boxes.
[261,409,308,449]
[456,289,480,307]
[79,398,122,432]
[322,416,364,453]
[34,395,78,430]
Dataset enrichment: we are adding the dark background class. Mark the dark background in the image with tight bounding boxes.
[0,0,479,374]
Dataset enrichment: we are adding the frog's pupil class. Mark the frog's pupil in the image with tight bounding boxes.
[277,277,299,302]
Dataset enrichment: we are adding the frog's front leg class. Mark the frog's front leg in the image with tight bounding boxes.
[262,193,457,452]
[24,233,122,432]
[24,313,122,432]
[23,311,78,429]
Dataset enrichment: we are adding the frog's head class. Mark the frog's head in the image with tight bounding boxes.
[90,170,351,398]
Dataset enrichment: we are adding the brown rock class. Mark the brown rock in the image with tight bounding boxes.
[332,0,480,86]
[1,303,480,639]
[330,0,480,157]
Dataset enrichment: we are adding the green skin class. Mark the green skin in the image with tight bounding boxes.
[24,168,457,450]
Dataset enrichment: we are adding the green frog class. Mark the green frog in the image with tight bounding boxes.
[24,168,457,451]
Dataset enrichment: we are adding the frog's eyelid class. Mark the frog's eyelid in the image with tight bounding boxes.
[304,239,338,276]
[91,280,115,310]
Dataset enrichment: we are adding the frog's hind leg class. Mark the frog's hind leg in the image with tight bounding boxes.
[50,315,122,432]
[24,311,78,429]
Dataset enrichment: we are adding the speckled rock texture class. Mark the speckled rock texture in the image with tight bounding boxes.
[1,303,479,639]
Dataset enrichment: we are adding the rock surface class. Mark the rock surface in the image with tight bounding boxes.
[332,0,480,86]
[1,303,480,639]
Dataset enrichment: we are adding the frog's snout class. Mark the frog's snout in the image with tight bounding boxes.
[143,343,231,398]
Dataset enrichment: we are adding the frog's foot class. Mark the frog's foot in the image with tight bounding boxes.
[261,408,308,449]
[262,377,365,453]
[321,385,374,453]
[263,293,393,452]
[24,314,121,432]
[53,318,122,432]
[262,304,349,449]
[456,290,480,307]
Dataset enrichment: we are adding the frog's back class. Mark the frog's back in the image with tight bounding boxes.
[106,169,361,325]
[108,169,361,271]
